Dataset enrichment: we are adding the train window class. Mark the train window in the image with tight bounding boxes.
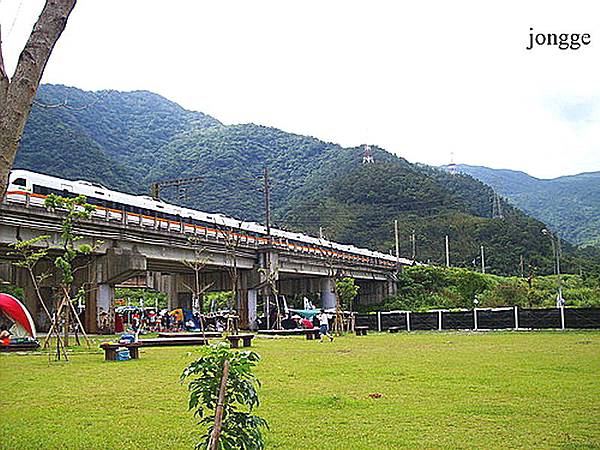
[12,178,27,187]
[33,185,48,195]
[94,191,105,196]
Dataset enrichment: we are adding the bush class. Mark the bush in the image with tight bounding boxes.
[181,343,268,450]
[358,266,600,312]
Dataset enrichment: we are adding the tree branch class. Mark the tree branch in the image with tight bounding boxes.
[0,0,77,199]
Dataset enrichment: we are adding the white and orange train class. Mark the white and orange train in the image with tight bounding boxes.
[7,170,404,268]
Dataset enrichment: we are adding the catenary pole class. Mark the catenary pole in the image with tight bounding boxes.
[480,245,486,274]
[394,220,400,271]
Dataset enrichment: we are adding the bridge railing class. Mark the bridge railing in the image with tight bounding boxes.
[3,193,396,270]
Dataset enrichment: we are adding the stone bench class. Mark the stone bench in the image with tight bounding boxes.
[100,342,142,361]
[304,329,321,340]
[355,326,368,336]
[226,334,255,348]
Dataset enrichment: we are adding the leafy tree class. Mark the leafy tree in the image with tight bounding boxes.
[336,277,359,312]
[42,194,100,347]
[181,343,268,450]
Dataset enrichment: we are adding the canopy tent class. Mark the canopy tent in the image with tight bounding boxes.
[0,293,37,338]
[287,308,321,319]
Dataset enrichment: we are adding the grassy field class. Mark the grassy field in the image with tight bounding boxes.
[1,331,599,449]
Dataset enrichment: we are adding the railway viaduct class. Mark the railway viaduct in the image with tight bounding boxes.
[0,202,406,332]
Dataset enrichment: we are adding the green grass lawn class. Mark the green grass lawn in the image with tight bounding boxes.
[1,331,599,449]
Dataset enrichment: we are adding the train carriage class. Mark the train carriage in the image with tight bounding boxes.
[7,170,403,268]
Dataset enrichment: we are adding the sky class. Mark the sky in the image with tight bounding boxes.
[1,0,599,179]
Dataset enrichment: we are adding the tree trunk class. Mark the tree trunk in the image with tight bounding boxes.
[63,295,70,347]
[0,0,77,199]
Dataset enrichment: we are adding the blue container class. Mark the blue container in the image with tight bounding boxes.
[116,348,130,361]
[119,333,135,344]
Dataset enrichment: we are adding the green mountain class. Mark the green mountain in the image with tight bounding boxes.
[449,165,600,247]
[17,84,221,193]
[12,84,600,277]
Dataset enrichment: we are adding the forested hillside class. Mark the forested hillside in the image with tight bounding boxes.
[450,164,600,248]
[17,84,221,193]
[13,84,600,277]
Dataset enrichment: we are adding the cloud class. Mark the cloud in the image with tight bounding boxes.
[1,0,599,179]
[553,98,598,125]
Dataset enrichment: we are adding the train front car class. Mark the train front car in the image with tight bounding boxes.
[6,170,33,204]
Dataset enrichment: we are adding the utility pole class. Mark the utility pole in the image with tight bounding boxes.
[411,229,416,261]
[263,166,271,243]
[319,227,323,239]
[519,254,524,278]
[542,228,564,306]
[445,235,450,267]
[480,245,486,274]
[394,220,400,271]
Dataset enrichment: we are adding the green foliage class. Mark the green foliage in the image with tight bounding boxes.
[0,283,24,300]
[205,291,235,311]
[44,194,97,286]
[114,288,168,309]
[336,277,359,311]
[181,343,267,450]
[9,235,50,270]
[359,266,600,312]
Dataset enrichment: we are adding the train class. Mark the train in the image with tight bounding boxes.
[6,169,405,268]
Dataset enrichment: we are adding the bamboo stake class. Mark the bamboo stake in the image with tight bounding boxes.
[209,359,230,450]
[25,266,68,359]
[64,286,91,348]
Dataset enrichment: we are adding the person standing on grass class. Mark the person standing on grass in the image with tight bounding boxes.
[317,309,334,342]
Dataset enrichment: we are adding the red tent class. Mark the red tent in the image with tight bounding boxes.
[0,293,37,338]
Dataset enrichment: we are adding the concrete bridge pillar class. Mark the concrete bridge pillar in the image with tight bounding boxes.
[238,269,260,330]
[387,278,398,297]
[320,277,337,309]
[169,274,192,310]
[96,283,115,333]
[247,289,258,330]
